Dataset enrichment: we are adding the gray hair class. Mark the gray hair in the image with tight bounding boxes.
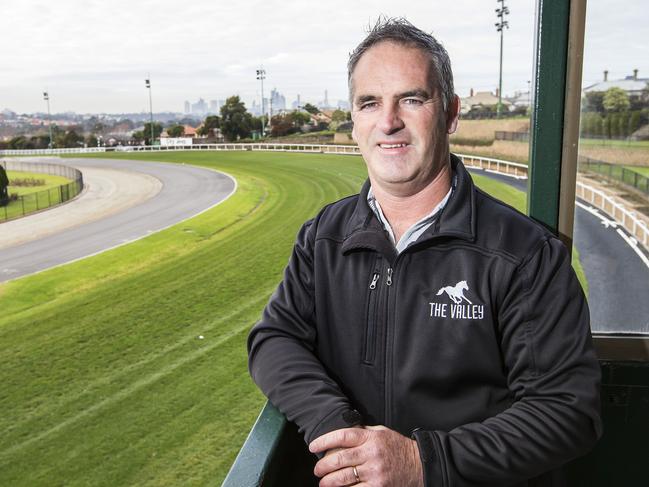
[348,18,455,112]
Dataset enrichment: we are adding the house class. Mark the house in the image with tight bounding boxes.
[460,89,511,114]
[583,70,648,97]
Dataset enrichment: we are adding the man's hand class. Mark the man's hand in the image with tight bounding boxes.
[309,425,424,487]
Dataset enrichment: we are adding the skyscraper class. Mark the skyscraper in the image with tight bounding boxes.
[270,88,286,112]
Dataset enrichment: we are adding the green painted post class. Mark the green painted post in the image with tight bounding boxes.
[527,0,571,234]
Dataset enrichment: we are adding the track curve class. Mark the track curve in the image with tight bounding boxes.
[0,158,235,283]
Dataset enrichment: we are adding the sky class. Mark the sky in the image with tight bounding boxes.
[1,0,647,114]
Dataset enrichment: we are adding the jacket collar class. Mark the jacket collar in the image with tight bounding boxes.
[341,154,476,257]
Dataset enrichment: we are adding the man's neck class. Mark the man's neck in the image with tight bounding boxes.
[371,163,452,243]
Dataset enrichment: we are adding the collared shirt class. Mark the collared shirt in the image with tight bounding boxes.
[366,178,454,253]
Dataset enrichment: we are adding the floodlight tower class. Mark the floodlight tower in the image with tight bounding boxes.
[256,68,266,137]
[43,91,53,150]
[145,75,154,146]
[495,0,510,117]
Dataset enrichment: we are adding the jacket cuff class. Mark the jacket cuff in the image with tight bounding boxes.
[308,407,363,445]
[412,429,445,487]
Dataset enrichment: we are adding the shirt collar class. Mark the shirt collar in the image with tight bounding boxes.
[342,154,476,259]
[366,179,454,253]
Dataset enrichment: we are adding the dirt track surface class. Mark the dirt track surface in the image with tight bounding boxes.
[0,165,162,250]
[0,158,235,282]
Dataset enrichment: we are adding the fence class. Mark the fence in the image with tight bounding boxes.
[0,144,362,156]
[0,159,84,222]
[458,153,528,178]
[495,130,530,142]
[580,157,649,197]
[576,181,649,250]
[1,144,647,253]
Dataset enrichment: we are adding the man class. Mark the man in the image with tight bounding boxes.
[248,18,601,487]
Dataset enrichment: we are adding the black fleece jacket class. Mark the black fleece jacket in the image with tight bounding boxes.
[248,155,601,487]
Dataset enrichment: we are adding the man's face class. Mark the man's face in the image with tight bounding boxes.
[350,41,459,195]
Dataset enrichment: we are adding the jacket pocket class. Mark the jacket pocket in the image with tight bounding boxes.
[363,271,380,365]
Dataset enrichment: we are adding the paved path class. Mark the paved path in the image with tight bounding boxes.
[0,158,235,282]
[469,167,649,333]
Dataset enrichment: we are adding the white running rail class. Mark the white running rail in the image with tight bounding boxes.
[2,144,647,252]
[576,181,649,249]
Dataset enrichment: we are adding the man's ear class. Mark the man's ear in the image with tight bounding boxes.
[351,110,357,143]
[446,95,461,134]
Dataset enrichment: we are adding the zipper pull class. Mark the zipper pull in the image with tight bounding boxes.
[386,268,393,286]
[369,273,380,290]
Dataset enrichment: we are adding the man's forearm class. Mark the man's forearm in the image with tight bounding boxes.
[248,329,362,443]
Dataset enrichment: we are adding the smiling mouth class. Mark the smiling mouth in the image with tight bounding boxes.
[379,143,408,149]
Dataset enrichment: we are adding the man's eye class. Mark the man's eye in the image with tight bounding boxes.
[402,98,424,106]
[359,102,378,110]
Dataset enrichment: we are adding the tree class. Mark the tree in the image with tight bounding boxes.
[167,125,185,137]
[197,115,221,136]
[86,134,99,147]
[250,116,264,133]
[629,111,642,135]
[142,122,163,145]
[60,130,84,148]
[603,87,630,113]
[270,112,312,137]
[331,109,347,122]
[0,165,9,205]
[583,91,605,113]
[270,114,295,137]
[302,103,320,115]
[291,111,311,127]
[220,96,253,141]
[131,131,144,144]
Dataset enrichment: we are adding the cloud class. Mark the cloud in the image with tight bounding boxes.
[1,0,646,113]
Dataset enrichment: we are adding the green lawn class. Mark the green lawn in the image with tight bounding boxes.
[0,151,588,486]
[627,166,649,177]
[579,138,649,149]
[6,170,71,196]
[1,171,74,221]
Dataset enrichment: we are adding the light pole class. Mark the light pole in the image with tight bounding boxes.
[495,0,510,118]
[256,68,266,137]
[43,91,53,150]
[145,75,154,146]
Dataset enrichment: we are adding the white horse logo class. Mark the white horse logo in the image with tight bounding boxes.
[436,280,473,304]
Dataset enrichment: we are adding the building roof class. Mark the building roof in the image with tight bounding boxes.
[461,91,510,107]
[583,77,648,94]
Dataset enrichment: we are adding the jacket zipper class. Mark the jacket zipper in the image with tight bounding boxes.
[363,271,381,364]
[383,264,395,426]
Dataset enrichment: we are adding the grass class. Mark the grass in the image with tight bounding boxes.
[6,170,71,196]
[0,151,588,486]
[628,166,649,177]
[579,138,649,149]
[1,171,75,221]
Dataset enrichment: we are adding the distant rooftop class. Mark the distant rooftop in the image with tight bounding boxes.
[583,70,648,94]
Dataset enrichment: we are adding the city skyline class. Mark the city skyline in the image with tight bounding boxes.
[2,0,647,114]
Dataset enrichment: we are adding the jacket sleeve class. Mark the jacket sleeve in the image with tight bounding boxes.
[413,236,602,487]
[247,219,362,445]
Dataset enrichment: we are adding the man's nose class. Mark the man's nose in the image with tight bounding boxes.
[377,103,405,135]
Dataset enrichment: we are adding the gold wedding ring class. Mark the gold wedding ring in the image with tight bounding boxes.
[352,465,360,484]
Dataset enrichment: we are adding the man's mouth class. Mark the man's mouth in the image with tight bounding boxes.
[378,143,408,149]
